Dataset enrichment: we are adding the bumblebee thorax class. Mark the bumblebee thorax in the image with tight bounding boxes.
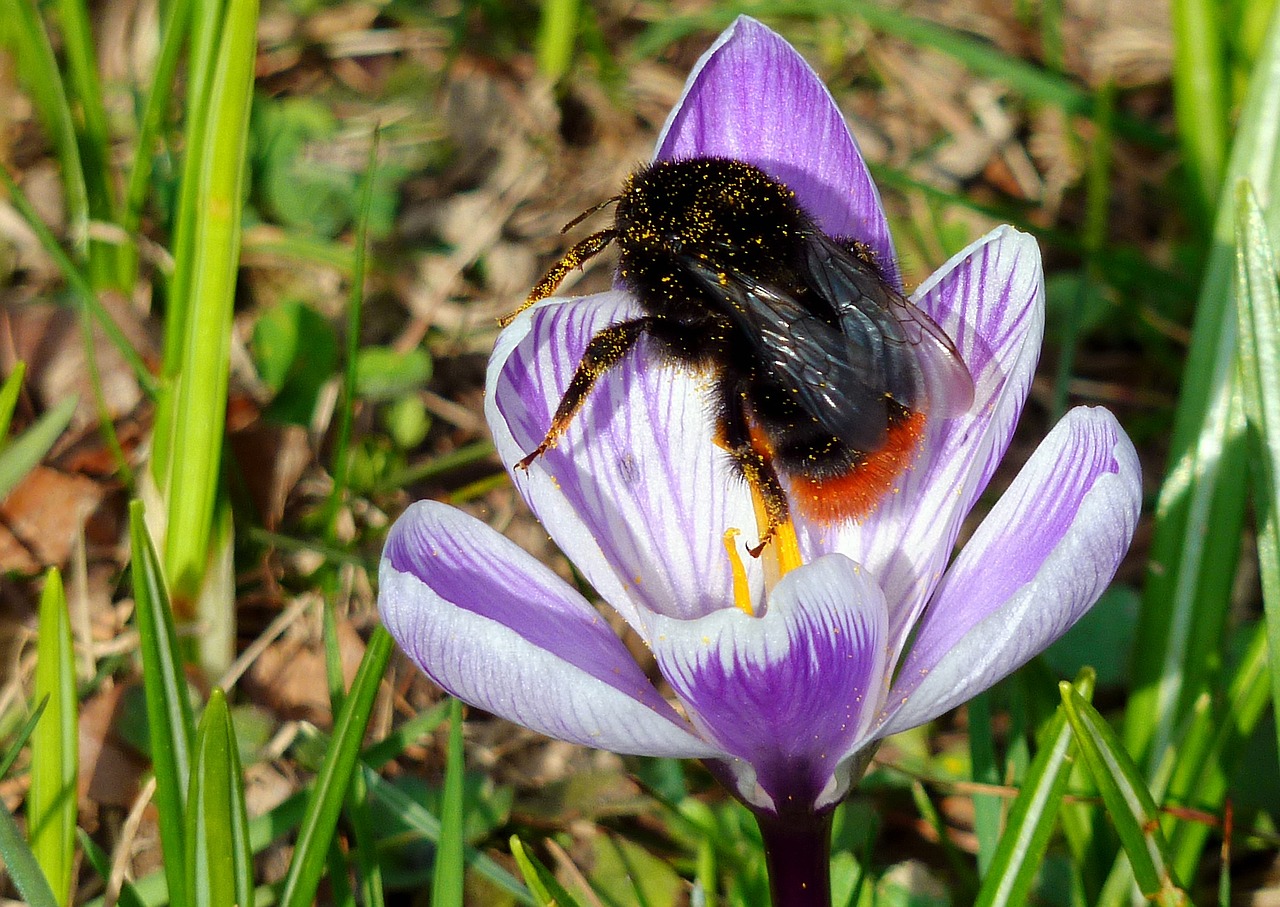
[615,157,806,277]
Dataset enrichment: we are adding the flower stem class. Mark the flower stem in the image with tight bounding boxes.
[757,809,834,907]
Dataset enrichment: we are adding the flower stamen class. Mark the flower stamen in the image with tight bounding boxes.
[746,481,803,588]
[722,528,754,616]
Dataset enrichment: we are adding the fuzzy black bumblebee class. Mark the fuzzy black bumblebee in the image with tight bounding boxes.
[505,156,973,550]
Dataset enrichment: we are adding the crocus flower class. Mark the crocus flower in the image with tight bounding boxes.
[379,16,1141,905]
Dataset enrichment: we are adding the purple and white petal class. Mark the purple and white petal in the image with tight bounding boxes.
[649,554,888,812]
[876,407,1141,737]
[655,16,899,289]
[487,294,763,632]
[380,501,722,758]
[802,226,1046,653]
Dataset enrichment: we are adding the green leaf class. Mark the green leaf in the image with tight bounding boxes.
[30,569,77,906]
[0,796,58,907]
[1233,180,1280,771]
[1172,0,1230,222]
[186,689,254,907]
[0,166,154,394]
[432,699,467,907]
[355,346,433,402]
[1060,685,1189,905]
[130,500,196,907]
[161,0,258,603]
[0,0,90,260]
[511,836,584,907]
[975,671,1096,907]
[1043,586,1139,689]
[0,361,27,444]
[323,131,378,543]
[53,0,124,288]
[967,692,1001,876]
[1164,626,1271,881]
[120,0,195,289]
[1,697,46,780]
[365,768,533,904]
[277,626,393,907]
[382,394,431,450]
[1126,0,1280,770]
[250,97,404,238]
[536,0,581,81]
[251,300,340,425]
[0,395,77,502]
[78,829,146,907]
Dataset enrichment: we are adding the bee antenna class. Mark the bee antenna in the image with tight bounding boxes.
[561,195,620,234]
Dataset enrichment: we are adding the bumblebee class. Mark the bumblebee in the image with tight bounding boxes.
[504,157,974,552]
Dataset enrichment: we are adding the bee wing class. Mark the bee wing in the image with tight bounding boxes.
[802,234,975,418]
[684,258,896,450]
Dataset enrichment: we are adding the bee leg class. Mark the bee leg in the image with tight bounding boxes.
[500,229,617,327]
[715,382,790,557]
[516,317,655,470]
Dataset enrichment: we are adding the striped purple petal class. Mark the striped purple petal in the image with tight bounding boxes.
[655,15,899,289]
[877,406,1141,737]
[486,292,762,633]
[649,554,888,813]
[799,226,1045,655]
[380,501,722,757]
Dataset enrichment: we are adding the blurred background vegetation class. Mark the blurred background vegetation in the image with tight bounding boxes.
[0,0,1278,904]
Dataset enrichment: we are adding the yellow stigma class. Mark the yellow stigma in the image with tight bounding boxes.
[723,482,805,617]
[723,529,754,616]
[753,503,803,589]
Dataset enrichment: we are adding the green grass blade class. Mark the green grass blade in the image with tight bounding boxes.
[975,671,1096,907]
[1125,2,1280,769]
[536,0,580,81]
[129,500,196,907]
[0,0,90,260]
[324,133,378,541]
[432,698,467,907]
[1233,180,1280,758]
[29,568,77,906]
[320,593,384,907]
[277,626,392,907]
[1172,0,1230,222]
[0,166,155,394]
[363,765,536,904]
[1053,82,1116,419]
[186,689,255,907]
[0,395,77,502]
[159,0,228,374]
[144,0,223,550]
[1236,0,1279,67]
[162,0,257,603]
[1061,685,1189,905]
[52,0,122,287]
[76,698,453,907]
[967,692,1001,876]
[120,0,195,289]
[511,836,583,907]
[0,360,27,444]
[78,829,147,907]
[0,796,58,907]
[1,697,46,779]
[1165,625,1271,881]
[1038,0,1064,71]
[346,761,385,907]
